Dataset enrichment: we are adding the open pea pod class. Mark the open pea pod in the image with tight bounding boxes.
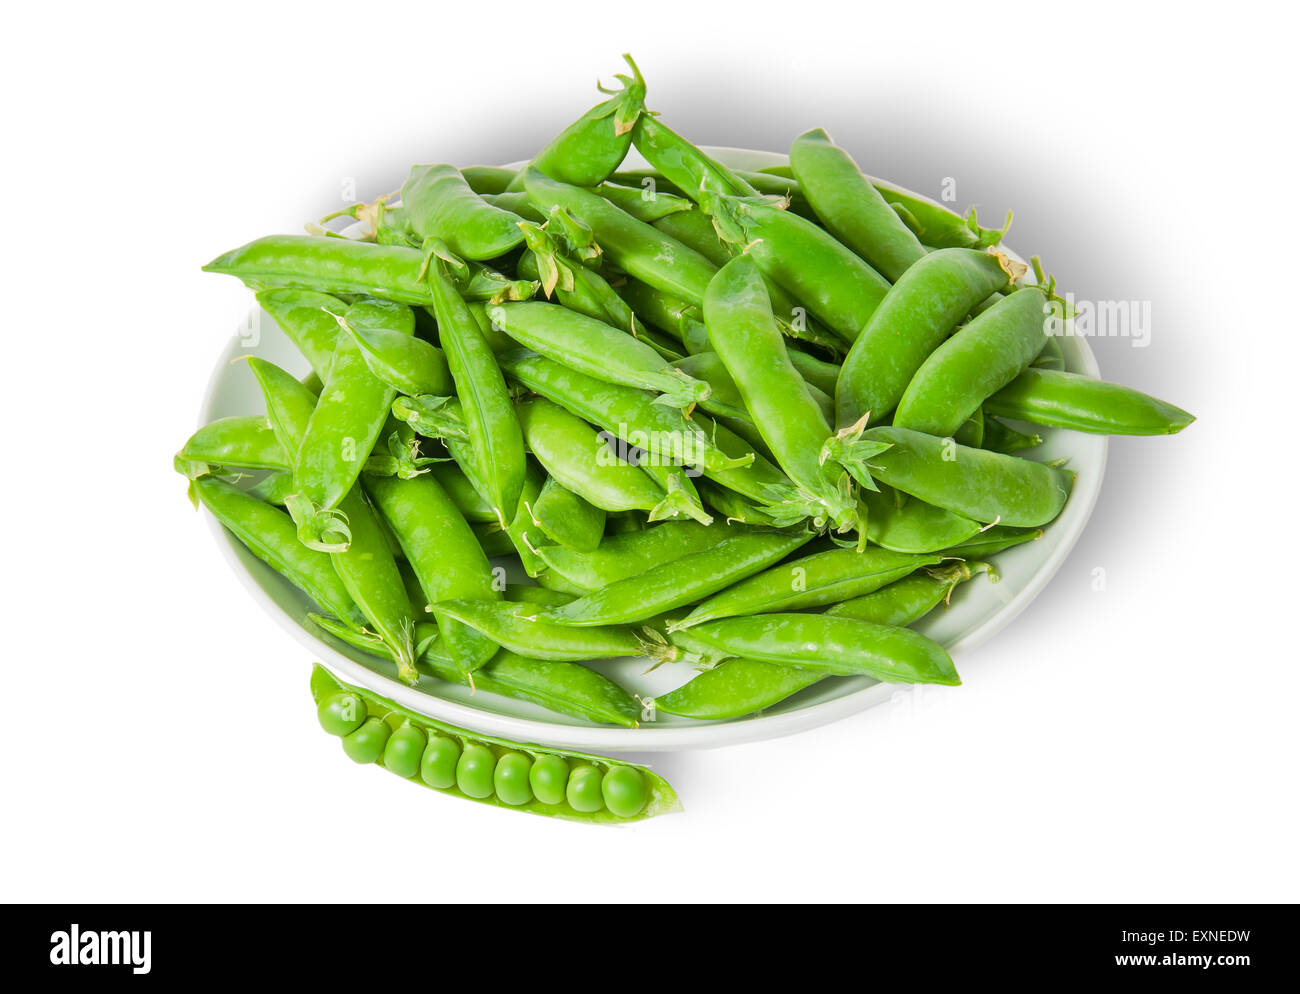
[310,665,679,823]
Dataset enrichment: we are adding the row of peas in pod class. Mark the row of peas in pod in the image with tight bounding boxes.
[311,666,676,822]
[180,55,1194,811]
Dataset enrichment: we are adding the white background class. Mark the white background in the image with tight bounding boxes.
[4,0,1296,902]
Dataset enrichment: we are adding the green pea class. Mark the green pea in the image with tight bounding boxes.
[566,764,605,813]
[317,691,367,737]
[420,736,461,789]
[382,721,427,780]
[341,718,391,764]
[601,766,649,818]
[529,755,570,806]
[456,743,497,799]
[493,752,534,806]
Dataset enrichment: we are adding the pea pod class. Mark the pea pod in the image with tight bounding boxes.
[653,659,824,721]
[594,181,695,223]
[192,475,365,629]
[530,477,606,553]
[251,357,416,682]
[365,473,501,675]
[401,164,524,260]
[176,415,288,474]
[342,311,454,398]
[630,115,760,199]
[491,300,711,411]
[670,613,960,685]
[497,349,762,501]
[523,168,719,306]
[981,416,1043,454]
[288,298,412,549]
[536,519,735,591]
[522,54,647,188]
[461,165,518,195]
[310,665,677,822]
[613,277,711,353]
[204,235,437,304]
[310,617,639,728]
[826,561,979,626]
[256,288,347,379]
[431,599,648,662]
[788,128,926,282]
[516,396,711,525]
[671,546,943,629]
[836,248,1019,429]
[544,526,814,627]
[894,288,1051,438]
[984,368,1195,436]
[858,486,983,553]
[701,190,892,344]
[651,208,844,353]
[426,244,526,526]
[838,426,1073,528]
[704,254,855,530]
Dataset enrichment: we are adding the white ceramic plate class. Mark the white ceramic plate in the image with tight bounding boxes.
[199,147,1106,753]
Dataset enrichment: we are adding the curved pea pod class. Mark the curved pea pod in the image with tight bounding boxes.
[835,248,1021,429]
[704,254,855,531]
[431,599,646,662]
[869,178,1008,249]
[653,659,824,721]
[630,114,760,199]
[858,487,983,553]
[251,356,417,682]
[176,415,289,474]
[401,164,524,260]
[491,300,710,411]
[594,181,694,223]
[192,476,365,629]
[982,416,1043,454]
[543,526,815,627]
[943,525,1042,561]
[311,617,639,728]
[483,191,547,223]
[461,165,518,195]
[789,128,926,282]
[498,349,756,495]
[430,463,497,523]
[670,613,960,685]
[675,351,834,427]
[425,244,526,526]
[523,168,718,306]
[530,477,607,553]
[671,546,943,630]
[700,191,891,344]
[523,54,647,188]
[826,561,978,627]
[342,312,454,397]
[1033,334,1066,371]
[613,277,712,353]
[536,519,734,591]
[309,665,677,822]
[842,426,1073,528]
[365,473,501,675]
[203,235,435,304]
[516,396,711,525]
[289,299,412,547]
[255,288,347,380]
[984,368,1195,436]
[651,209,845,355]
[894,288,1051,438]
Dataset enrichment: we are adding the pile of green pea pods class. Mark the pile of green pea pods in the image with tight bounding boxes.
[179,56,1192,820]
